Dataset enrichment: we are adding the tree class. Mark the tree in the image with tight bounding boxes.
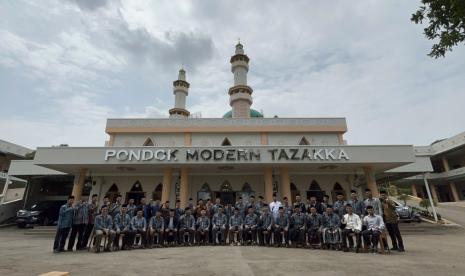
[411,0,465,58]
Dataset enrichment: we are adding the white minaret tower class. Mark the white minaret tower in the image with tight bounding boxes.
[229,40,253,118]
[169,68,190,118]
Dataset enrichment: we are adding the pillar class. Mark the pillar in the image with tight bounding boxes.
[441,157,450,172]
[179,167,189,208]
[363,166,379,197]
[280,167,291,204]
[71,168,88,201]
[449,182,460,202]
[264,167,273,203]
[430,183,439,203]
[161,168,172,204]
[411,183,418,197]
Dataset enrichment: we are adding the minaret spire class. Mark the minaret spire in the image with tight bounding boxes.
[229,40,253,118]
[169,67,190,118]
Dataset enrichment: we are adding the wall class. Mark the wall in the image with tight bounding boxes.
[112,133,185,147]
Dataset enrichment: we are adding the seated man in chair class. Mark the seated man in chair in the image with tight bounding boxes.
[114,204,132,250]
[258,205,273,246]
[306,206,322,248]
[362,205,385,254]
[341,204,362,252]
[179,207,196,246]
[228,207,243,246]
[148,210,165,248]
[130,209,147,248]
[212,206,228,245]
[273,207,289,247]
[243,207,258,245]
[94,205,115,253]
[164,209,179,246]
[196,209,210,245]
[290,205,306,248]
[321,205,341,250]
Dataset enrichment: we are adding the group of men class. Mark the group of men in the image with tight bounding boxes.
[53,188,405,254]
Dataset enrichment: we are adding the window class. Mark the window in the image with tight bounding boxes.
[299,136,310,145]
[221,138,232,146]
[143,137,155,146]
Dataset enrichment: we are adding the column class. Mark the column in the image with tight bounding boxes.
[363,166,379,197]
[71,168,88,201]
[430,183,439,203]
[161,168,172,204]
[179,167,189,208]
[264,167,273,203]
[280,167,291,204]
[411,183,418,197]
[441,157,450,171]
[449,182,460,202]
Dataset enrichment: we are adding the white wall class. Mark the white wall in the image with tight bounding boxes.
[267,133,340,146]
[191,133,261,146]
[112,133,184,147]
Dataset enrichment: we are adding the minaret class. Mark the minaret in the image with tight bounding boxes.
[229,41,253,118]
[169,68,190,118]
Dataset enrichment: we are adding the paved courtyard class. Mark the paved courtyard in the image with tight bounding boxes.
[0,222,464,276]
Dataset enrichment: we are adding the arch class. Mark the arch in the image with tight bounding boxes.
[152,183,163,201]
[221,137,232,146]
[220,180,233,192]
[197,182,212,201]
[106,183,120,203]
[126,181,146,205]
[242,182,253,192]
[331,182,346,201]
[290,182,300,202]
[309,180,321,191]
[307,180,325,202]
[130,181,144,192]
[240,182,255,203]
[299,136,310,145]
[143,137,155,146]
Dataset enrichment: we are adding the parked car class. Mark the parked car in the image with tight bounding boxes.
[391,199,421,222]
[16,200,66,228]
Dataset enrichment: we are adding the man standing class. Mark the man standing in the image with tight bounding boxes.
[273,207,289,247]
[179,207,196,246]
[114,204,132,250]
[341,204,362,252]
[130,209,147,248]
[290,205,306,248]
[212,198,222,215]
[82,194,98,249]
[126,198,136,218]
[94,205,115,253]
[269,193,282,220]
[196,209,210,245]
[321,195,330,211]
[228,207,243,245]
[282,197,293,218]
[258,205,273,246]
[294,194,306,213]
[380,190,405,252]
[243,207,258,245]
[306,206,322,248]
[364,188,382,216]
[67,198,88,251]
[322,205,341,250]
[235,197,246,218]
[109,195,122,218]
[175,200,185,218]
[53,195,75,253]
[212,206,227,245]
[148,210,165,247]
[333,193,347,219]
[308,196,324,214]
[362,205,385,254]
[164,209,179,246]
[347,190,364,217]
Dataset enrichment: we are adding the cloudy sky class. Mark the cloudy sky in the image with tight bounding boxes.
[1,0,464,149]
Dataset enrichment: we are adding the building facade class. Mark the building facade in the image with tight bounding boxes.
[27,42,420,207]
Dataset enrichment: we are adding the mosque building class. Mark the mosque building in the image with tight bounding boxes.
[11,42,428,207]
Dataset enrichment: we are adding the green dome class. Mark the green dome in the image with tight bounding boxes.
[223,109,263,118]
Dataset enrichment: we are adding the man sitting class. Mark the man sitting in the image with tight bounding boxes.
[290,206,306,248]
[164,209,179,246]
[243,207,258,245]
[196,209,210,245]
[130,209,147,248]
[362,205,385,254]
[114,204,132,250]
[341,204,362,252]
[322,205,341,250]
[258,205,273,246]
[212,206,227,245]
[94,205,115,253]
[148,210,165,248]
[273,207,289,247]
[228,207,243,245]
[179,207,195,246]
[306,206,322,248]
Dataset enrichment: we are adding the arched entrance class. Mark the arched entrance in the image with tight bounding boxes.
[291,182,300,202]
[214,180,236,205]
[197,183,212,201]
[152,183,163,201]
[331,182,346,202]
[306,180,325,202]
[239,182,255,203]
[126,181,146,205]
[106,183,120,203]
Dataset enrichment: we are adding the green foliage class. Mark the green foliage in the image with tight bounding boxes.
[411,0,465,58]
[419,198,437,211]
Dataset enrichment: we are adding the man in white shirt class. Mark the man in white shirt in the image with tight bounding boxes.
[341,204,362,252]
[269,193,282,219]
[362,205,385,253]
